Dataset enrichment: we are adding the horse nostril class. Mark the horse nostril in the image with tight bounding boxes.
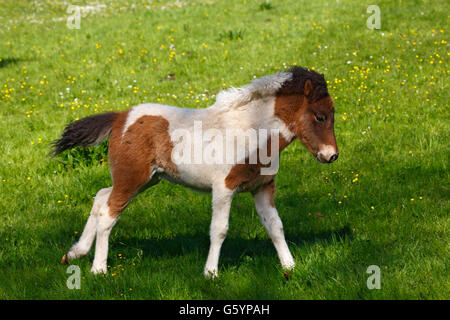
[329,153,339,163]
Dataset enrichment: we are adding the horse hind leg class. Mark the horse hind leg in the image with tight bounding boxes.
[89,186,144,274]
[62,187,112,264]
[90,171,161,274]
[90,197,121,274]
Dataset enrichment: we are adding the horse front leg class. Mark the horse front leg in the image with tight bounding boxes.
[204,185,235,278]
[252,180,295,270]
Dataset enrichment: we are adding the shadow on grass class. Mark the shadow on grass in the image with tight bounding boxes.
[0,57,23,68]
[115,225,352,267]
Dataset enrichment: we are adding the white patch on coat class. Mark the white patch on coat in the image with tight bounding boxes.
[213,71,292,110]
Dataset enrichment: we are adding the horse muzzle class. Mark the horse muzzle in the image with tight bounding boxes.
[316,146,339,163]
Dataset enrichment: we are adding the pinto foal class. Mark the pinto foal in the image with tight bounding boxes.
[53,67,338,277]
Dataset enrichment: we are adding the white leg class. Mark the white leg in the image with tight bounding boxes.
[62,187,112,263]
[90,202,119,274]
[253,181,295,269]
[204,185,235,278]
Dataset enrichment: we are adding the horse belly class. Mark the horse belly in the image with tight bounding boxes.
[162,163,233,193]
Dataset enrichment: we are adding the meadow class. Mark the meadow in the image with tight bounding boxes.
[0,0,448,299]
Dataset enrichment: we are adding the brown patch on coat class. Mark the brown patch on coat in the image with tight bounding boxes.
[224,134,292,192]
[273,94,303,134]
[106,112,178,218]
[274,94,337,156]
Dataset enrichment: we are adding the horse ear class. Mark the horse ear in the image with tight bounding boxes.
[304,79,313,97]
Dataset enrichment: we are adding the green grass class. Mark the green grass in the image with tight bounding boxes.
[0,0,448,299]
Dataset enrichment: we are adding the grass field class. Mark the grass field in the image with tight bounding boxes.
[0,0,448,299]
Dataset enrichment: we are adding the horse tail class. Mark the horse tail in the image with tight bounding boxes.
[50,112,119,156]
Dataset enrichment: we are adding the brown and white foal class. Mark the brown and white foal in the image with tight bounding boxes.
[53,67,338,277]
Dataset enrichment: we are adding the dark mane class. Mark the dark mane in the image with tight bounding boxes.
[277,66,329,101]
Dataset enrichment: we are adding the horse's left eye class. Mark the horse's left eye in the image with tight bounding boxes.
[315,114,325,123]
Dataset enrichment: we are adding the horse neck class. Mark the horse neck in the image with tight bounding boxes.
[208,96,296,152]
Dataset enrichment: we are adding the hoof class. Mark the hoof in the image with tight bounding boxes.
[203,269,218,279]
[61,253,68,264]
[282,261,295,270]
[90,265,107,275]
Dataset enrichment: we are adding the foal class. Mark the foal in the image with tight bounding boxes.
[53,66,339,277]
